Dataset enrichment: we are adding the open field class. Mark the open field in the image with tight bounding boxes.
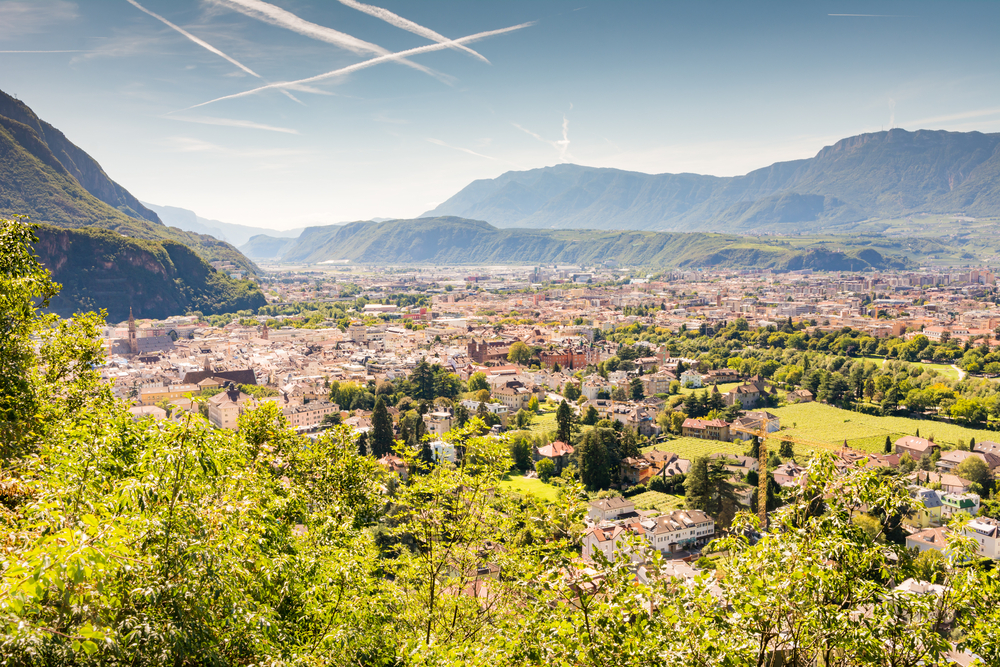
[527,411,558,434]
[911,362,962,381]
[642,436,748,460]
[678,381,741,396]
[769,402,995,452]
[629,490,686,513]
[497,473,562,502]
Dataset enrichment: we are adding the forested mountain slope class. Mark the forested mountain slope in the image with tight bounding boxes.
[264,216,908,271]
[424,130,1000,231]
[0,89,264,318]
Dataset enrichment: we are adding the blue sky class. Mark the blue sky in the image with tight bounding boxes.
[2,0,1000,230]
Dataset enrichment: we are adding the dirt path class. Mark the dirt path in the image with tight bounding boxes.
[951,364,966,381]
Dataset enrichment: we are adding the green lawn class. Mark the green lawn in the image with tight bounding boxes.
[527,411,558,435]
[769,402,993,452]
[678,381,741,396]
[629,490,686,513]
[909,361,961,381]
[497,473,562,502]
[642,436,748,460]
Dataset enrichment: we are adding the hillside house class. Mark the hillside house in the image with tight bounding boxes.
[208,385,257,430]
[895,435,939,461]
[680,369,703,388]
[642,510,715,554]
[906,486,944,529]
[682,417,731,441]
[587,497,636,523]
[535,440,575,474]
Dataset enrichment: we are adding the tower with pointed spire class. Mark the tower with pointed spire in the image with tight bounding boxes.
[128,307,138,355]
[262,321,269,341]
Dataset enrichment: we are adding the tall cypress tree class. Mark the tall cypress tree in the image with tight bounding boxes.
[370,395,394,458]
[684,456,710,512]
[578,429,611,490]
[420,438,434,465]
[556,400,573,443]
[356,431,369,457]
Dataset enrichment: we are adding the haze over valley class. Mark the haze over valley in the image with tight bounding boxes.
[4,2,1000,665]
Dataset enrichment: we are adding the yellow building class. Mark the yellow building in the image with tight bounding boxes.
[139,384,201,406]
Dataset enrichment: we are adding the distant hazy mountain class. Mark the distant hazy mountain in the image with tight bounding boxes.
[143,202,303,247]
[0,88,264,319]
[423,129,1000,231]
[269,216,907,271]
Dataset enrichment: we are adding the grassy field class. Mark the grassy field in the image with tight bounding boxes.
[527,411,558,435]
[678,381,741,396]
[769,402,995,452]
[497,473,562,502]
[909,362,962,381]
[629,490,686,513]
[642,436,749,460]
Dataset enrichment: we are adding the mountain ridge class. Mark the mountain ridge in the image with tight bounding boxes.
[423,129,1000,231]
[255,216,910,272]
[143,202,303,247]
[0,88,265,319]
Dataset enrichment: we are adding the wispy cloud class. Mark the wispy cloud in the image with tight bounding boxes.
[0,49,84,53]
[165,115,300,134]
[183,21,534,110]
[126,0,261,77]
[828,14,911,17]
[336,0,489,63]
[163,136,311,158]
[426,138,495,161]
[209,0,448,82]
[126,0,305,104]
[0,1,77,35]
[513,115,571,162]
[427,138,524,169]
[906,107,1000,127]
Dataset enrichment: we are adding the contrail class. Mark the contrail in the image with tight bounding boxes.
[427,138,524,169]
[125,0,303,105]
[513,115,571,162]
[184,22,534,110]
[427,138,497,161]
[165,115,300,134]
[210,0,447,81]
[126,0,261,77]
[336,0,489,63]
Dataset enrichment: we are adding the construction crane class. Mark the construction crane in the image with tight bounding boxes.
[746,425,841,530]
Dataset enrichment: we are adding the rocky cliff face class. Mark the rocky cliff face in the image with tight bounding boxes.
[32,224,266,321]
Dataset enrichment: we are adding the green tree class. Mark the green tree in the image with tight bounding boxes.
[535,457,556,482]
[555,399,574,444]
[955,456,990,486]
[410,358,435,400]
[581,405,599,425]
[467,371,489,393]
[510,434,533,471]
[507,341,532,366]
[370,394,394,457]
[454,403,470,428]
[779,440,794,458]
[563,381,581,401]
[578,428,611,490]
[685,456,710,511]
[528,395,540,412]
[629,377,644,400]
